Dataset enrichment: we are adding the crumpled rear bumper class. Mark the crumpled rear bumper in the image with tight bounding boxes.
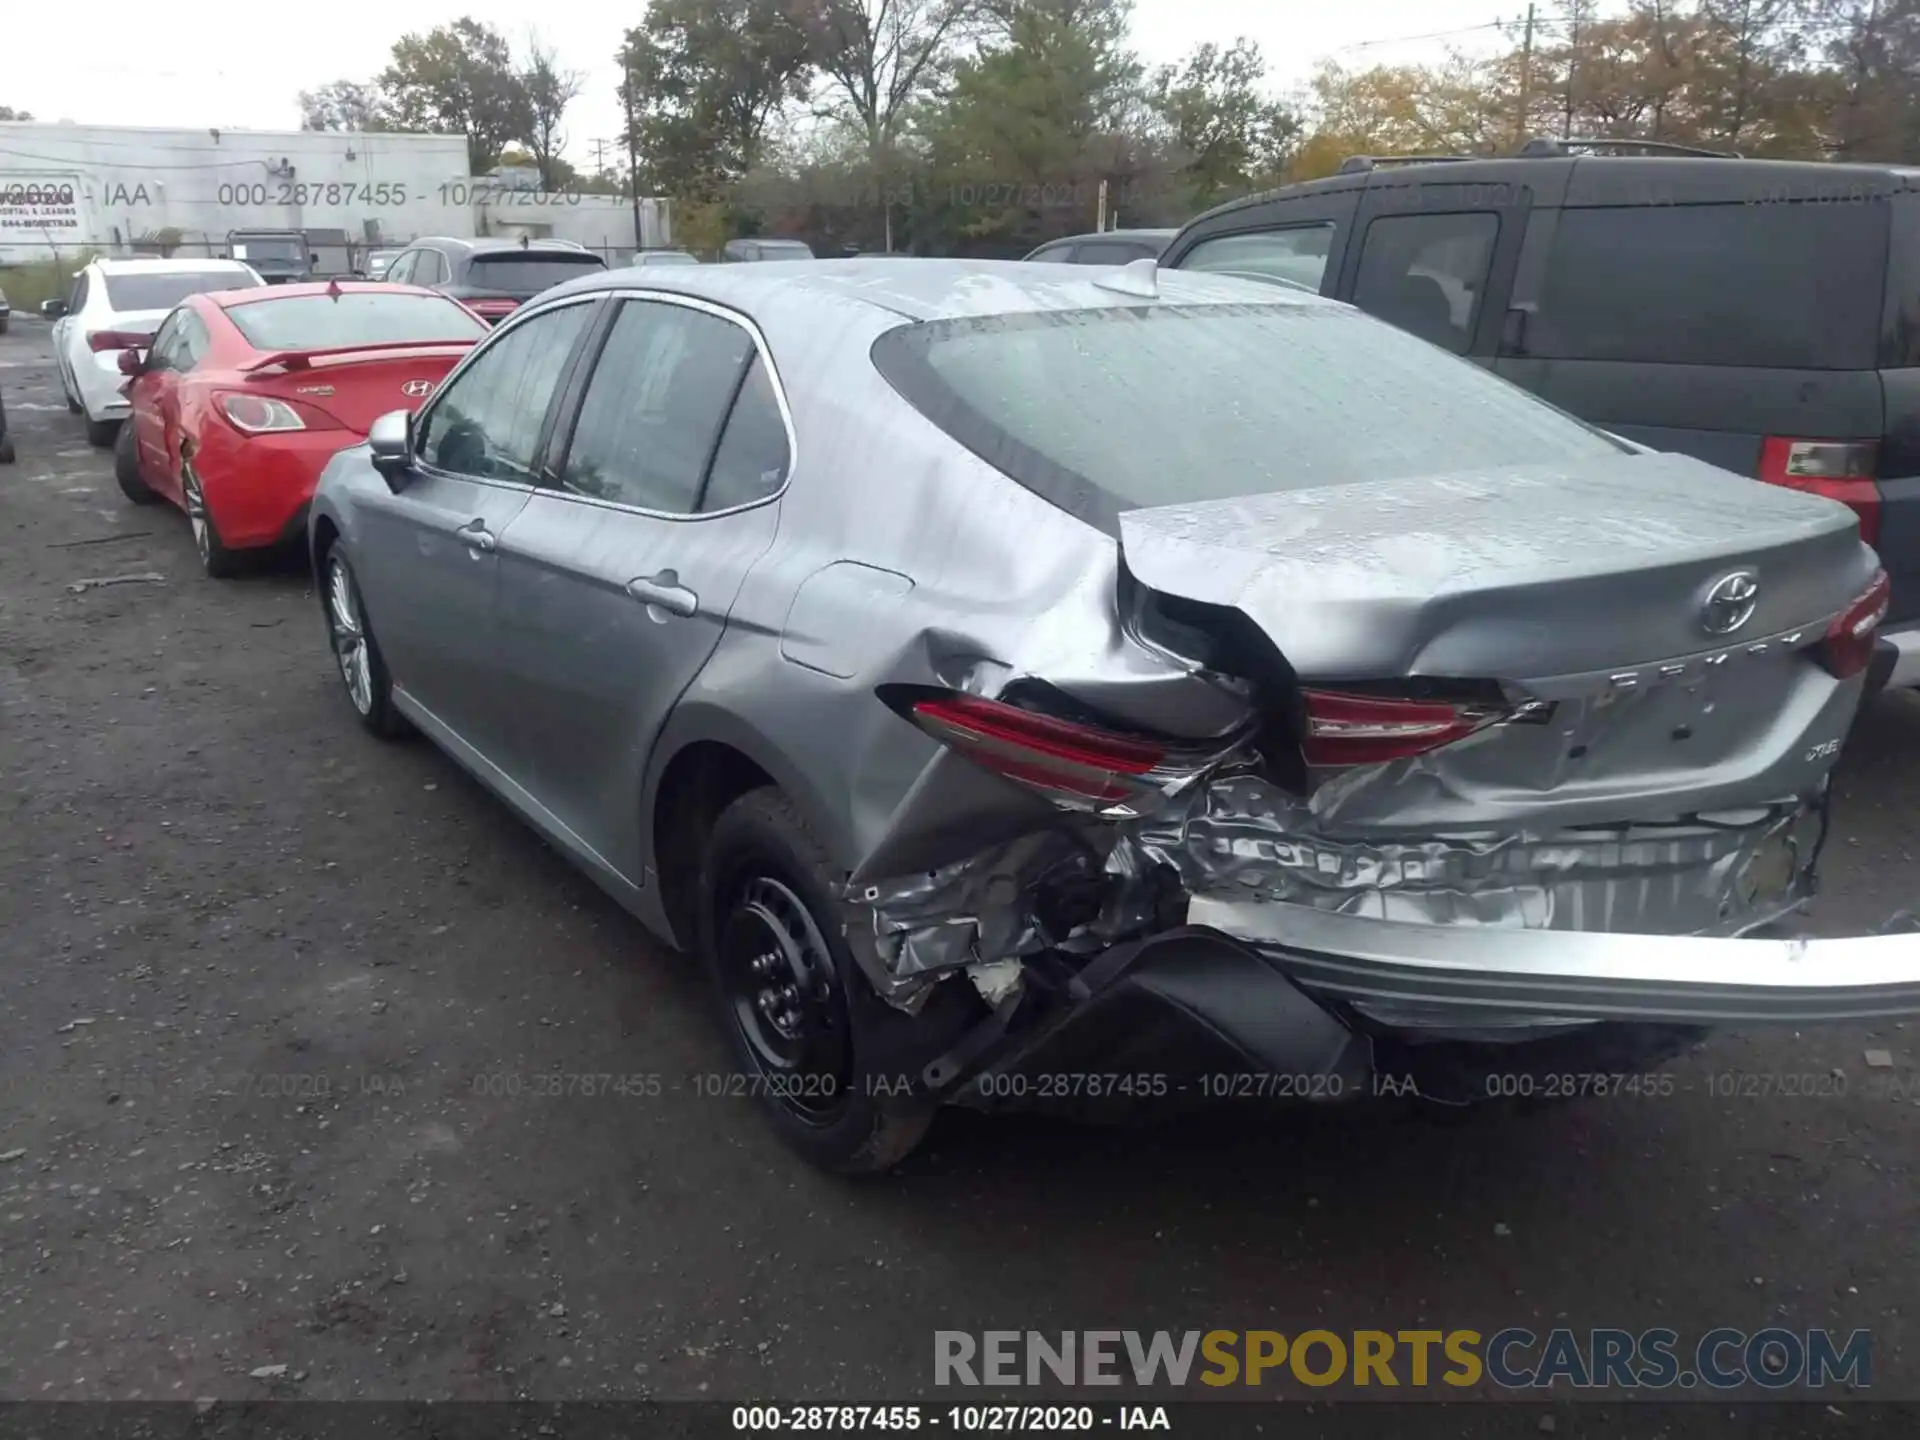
[932,906,1920,1105]
[1191,897,1920,1024]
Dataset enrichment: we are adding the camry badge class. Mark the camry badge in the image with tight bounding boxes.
[1702,571,1760,636]
[401,379,433,398]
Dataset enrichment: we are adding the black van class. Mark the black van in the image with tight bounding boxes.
[1162,138,1920,684]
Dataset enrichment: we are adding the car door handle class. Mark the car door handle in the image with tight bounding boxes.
[458,519,496,554]
[626,572,698,617]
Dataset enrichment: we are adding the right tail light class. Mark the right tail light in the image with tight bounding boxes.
[1299,689,1509,768]
[1760,437,1881,546]
[1818,568,1891,680]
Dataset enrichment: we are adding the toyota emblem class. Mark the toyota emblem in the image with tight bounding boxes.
[402,379,433,398]
[1702,570,1760,635]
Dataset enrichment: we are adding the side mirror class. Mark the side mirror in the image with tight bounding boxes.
[368,409,414,491]
[41,299,67,319]
[117,348,144,376]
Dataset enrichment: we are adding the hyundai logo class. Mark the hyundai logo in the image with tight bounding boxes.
[1702,570,1760,635]
[401,379,433,398]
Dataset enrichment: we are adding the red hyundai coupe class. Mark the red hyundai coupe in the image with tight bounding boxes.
[113,281,489,577]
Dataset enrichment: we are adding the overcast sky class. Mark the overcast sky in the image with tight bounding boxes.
[5,1,1519,166]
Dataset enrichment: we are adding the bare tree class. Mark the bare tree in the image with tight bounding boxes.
[521,36,585,189]
[796,0,982,247]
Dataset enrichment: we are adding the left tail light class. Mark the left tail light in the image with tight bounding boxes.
[1299,689,1508,768]
[217,393,342,434]
[885,686,1238,816]
[1817,568,1891,680]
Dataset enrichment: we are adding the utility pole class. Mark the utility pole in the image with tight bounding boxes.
[589,137,609,175]
[1563,0,1586,141]
[1515,4,1536,149]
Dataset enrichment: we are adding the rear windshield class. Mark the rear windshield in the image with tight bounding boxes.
[467,253,607,292]
[224,292,488,350]
[873,303,1627,526]
[1530,201,1888,370]
[104,269,261,311]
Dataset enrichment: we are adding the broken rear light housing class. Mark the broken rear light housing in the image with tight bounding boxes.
[1817,568,1891,680]
[880,684,1239,815]
[1300,689,1509,768]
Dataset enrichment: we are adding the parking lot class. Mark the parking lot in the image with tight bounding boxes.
[2,311,1919,1411]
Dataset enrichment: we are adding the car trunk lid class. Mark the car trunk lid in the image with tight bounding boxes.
[235,342,471,433]
[1117,450,1876,684]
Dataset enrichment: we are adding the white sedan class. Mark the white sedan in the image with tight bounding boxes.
[45,257,264,446]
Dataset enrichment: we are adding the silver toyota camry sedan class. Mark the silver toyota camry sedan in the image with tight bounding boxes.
[308,257,1920,1172]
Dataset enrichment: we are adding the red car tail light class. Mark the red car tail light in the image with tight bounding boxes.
[1300,689,1505,767]
[1817,568,1891,680]
[217,393,342,434]
[88,329,153,352]
[907,693,1166,807]
[1759,437,1881,546]
[466,298,519,321]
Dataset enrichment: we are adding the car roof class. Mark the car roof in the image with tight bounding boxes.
[406,236,597,257]
[1039,229,1178,245]
[211,280,453,308]
[94,256,258,274]
[1181,151,1920,231]
[542,256,1335,323]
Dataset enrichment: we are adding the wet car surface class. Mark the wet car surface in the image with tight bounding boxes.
[3,318,1919,1409]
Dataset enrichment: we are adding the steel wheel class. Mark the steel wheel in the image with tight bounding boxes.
[717,874,852,1124]
[327,555,374,716]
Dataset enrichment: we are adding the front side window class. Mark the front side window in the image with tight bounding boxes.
[385,252,417,284]
[174,312,212,370]
[873,302,1626,532]
[144,312,183,372]
[558,299,757,512]
[1350,212,1498,354]
[1180,224,1336,292]
[417,300,594,482]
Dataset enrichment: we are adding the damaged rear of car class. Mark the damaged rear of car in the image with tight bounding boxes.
[756,277,1914,1166]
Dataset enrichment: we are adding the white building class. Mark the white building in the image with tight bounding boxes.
[0,122,670,266]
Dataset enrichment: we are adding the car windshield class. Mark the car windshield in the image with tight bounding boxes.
[467,253,607,293]
[103,269,262,311]
[872,302,1628,527]
[755,242,813,259]
[231,237,305,261]
[223,292,489,350]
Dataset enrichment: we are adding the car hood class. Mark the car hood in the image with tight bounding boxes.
[1116,450,1878,681]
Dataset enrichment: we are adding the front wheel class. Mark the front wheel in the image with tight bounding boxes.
[697,789,977,1174]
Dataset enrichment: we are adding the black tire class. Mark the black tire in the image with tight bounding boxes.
[697,788,978,1174]
[321,546,409,738]
[179,457,239,578]
[0,315,9,335]
[114,423,159,504]
[64,376,82,415]
[0,435,13,465]
[85,416,118,448]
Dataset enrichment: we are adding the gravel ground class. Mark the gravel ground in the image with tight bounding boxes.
[1,318,1917,1418]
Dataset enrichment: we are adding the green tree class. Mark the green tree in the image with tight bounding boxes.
[0,106,33,121]
[297,81,390,132]
[619,0,813,201]
[381,18,533,174]
[1149,39,1298,207]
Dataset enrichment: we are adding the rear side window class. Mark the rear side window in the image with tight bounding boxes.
[1180,224,1335,291]
[560,300,755,513]
[1073,240,1157,265]
[1351,212,1498,355]
[701,357,790,512]
[1528,202,1888,370]
[103,269,260,311]
[873,303,1626,530]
